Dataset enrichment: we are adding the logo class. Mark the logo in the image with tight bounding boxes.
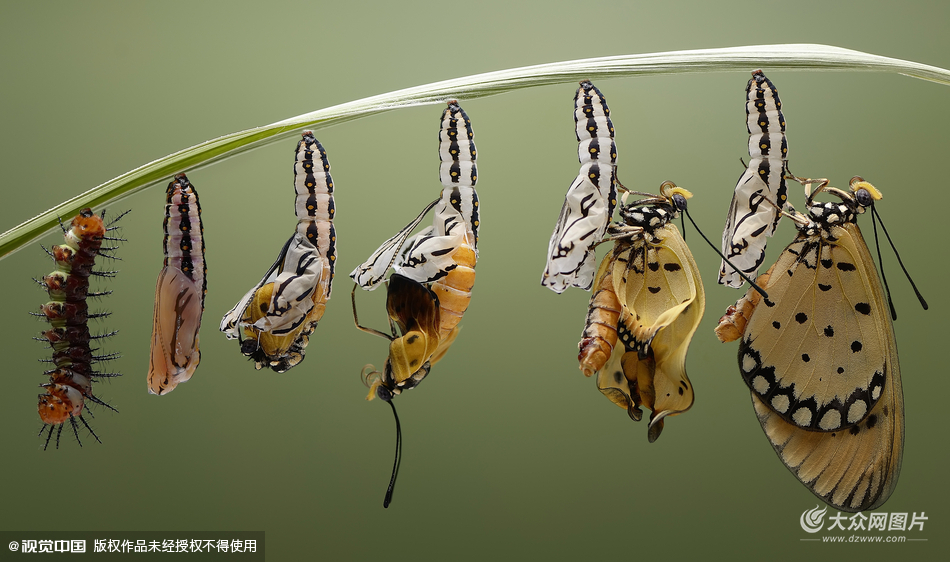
[800,505,828,533]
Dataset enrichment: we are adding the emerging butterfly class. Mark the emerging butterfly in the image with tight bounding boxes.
[148,173,206,395]
[716,177,927,512]
[720,70,790,288]
[220,132,336,372]
[542,80,620,293]
[37,208,126,449]
[578,181,705,442]
[350,100,478,507]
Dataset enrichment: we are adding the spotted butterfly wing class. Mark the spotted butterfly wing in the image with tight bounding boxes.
[542,80,618,293]
[579,182,704,441]
[720,70,789,288]
[717,179,903,512]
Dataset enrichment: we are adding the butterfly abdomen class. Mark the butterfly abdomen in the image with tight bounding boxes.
[430,242,475,339]
[578,255,621,377]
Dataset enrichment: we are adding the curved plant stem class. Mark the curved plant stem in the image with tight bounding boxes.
[2,43,949,260]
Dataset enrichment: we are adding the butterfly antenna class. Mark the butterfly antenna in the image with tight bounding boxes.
[681,208,768,299]
[870,208,898,321]
[872,206,928,312]
[383,397,403,508]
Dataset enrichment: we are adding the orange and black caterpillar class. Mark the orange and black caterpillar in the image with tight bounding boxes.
[36,208,126,449]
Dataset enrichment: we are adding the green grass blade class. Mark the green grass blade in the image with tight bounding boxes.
[2,43,948,260]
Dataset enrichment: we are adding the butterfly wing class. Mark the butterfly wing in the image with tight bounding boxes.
[608,224,704,440]
[596,342,644,422]
[385,274,442,387]
[148,265,203,395]
[719,70,789,287]
[735,223,902,511]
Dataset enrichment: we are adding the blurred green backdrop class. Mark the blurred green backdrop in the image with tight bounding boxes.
[1,0,947,559]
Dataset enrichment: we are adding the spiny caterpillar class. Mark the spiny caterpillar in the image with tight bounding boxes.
[37,208,126,449]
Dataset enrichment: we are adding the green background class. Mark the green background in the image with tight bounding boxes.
[1,0,946,559]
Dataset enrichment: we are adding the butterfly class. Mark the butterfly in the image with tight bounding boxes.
[720,70,790,288]
[578,182,705,442]
[351,100,478,389]
[716,177,924,512]
[542,80,619,293]
[38,208,125,448]
[355,274,444,400]
[350,100,478,507]
[148,173,206,395]
[220,132,336,372]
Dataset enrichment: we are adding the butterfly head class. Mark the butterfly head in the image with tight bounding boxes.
[660,181,693,213]
[618,181,692,231]
[800,178,884,236]
[850,176,883,211]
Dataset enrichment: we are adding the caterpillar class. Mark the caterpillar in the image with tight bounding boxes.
[350,100,478,507]
[719,70,790,288]
[542,80,619,293]
[220,132,336,372]
[148,173,206,395]
[37,208,124,449]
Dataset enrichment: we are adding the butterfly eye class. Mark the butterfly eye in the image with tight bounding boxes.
[672,193,688,212]
[376,385,394,402]
[855,188,874,208]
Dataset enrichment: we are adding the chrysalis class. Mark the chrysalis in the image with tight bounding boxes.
[542,80,619,293]
[578,182,705,442]
[148,173,206,395]
[220,132,336,372]
[716,178,915,512]
[37,208,124,448]
[350,100,478,507]
[719,70,790,288]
